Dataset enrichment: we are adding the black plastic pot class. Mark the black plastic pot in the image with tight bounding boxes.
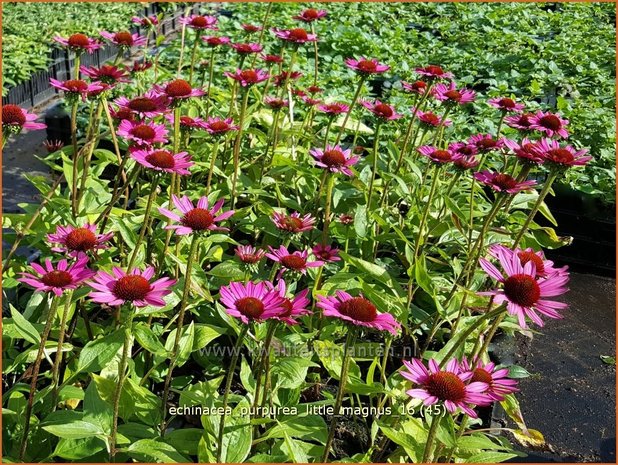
[44,103,72,145]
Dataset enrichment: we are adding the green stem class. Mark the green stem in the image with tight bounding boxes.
[70,101,79,216]
[334,77,365,145]
[475,312,506,360]
[321,173,336,244]
[366,123,382,220]
[421,414,441,463]
[51,291,74,409]
[231,89,251,209]
[205,138,221,194]
[205,49,216,118]
[110,312,133,462]
[188,34,200,84]
[252,322,277,415]
[413,164,441,262]
[127,173,159,270]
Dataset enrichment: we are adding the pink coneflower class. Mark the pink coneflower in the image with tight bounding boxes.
[165,114,209,132]
[345,57,390,75]
[453,154,480,170]
[433,82,476,105]
[293,8,328,22]
[154,79,205,101]
[86,82,114,100]
[130,60,153,74]
[488,97,525,113]
[132,15,159,27]
[219,281,285,324]
[50,79,103,101]
[115,91,170,119]
[117,120,168,147]
[80,64,129,84]
[272,27,317,44]
[505,112,535,131]
[203,117,239,136]
[529,111,569,139]
[241,24,263,33]
[47,224,113,256]
[273,71,303,87]
[401,358,489,418]
[301,95,322,106]
[180,15,218,30]
[312,244,341,262]
[131,149,193,175]
[503,138,545,165]
[339,214,354,225]
[43,140,65,153]
[2,105,46,133]
[460,358,519,404]
[468,133,505,153]
[159,195,234,235]
[18,253,95,297]
[360,100,402,121]
[100,31,146,48]
[202,35,231,47]
[532,138,591,168]
[317,102,350,116]
[260,54,284,64]
[225,68,269,87]
[402,80,428,94]
[417,146,456,164]
[264,96,289,111]
[309,145,359,176]
[412,107,452,128]
[266,246,323,276]
[272,211,315,233]
[488,244,568,278]
[307,85,322,94]
[474,171,536,194]
[109,106,135,122]
[231,42,264,54]
[449,142,478,158]
[480,246,570,328]
[415,65,453,81]
[317,291,400,335]
[89,266,175,307]
[269,280,311,325]
[235,245,266,265]
[53,33,101,53]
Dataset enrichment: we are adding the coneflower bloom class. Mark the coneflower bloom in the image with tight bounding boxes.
[360,100,402,121]
[231,42,264,54]
[272,27,317,44]
[402,80,428,94]
[345,57,390,75]
[100,31,146,48]
[417,146,456,164]
[235,245,266,265]
[529,111,569,139]
[433,82,476,105]
[453,154,480,170]
[301,95,322,107]
[117,120,168,147]
[401,358,489,417]
[2,105,46,134]
[43,139,65,153]
[449,141,478,158]
[317,291,400,334]
[50,78,103,101]
[219,281,285,324]
[109,106,135,122]
[264,97,289,111]
[339,214,354,225]
[312,244,341,262]
[130,60,153,74]
[503,138,545,165]
[488,97,525,113]
[47,224,113,256]
[180,15,218,30]
[415,65,453,81]
[272,211,315,233]
[204,117,239,136]
[115,91,170,119]
[468,133,505,153]
[488,244,568,278]
[460,358,519,404]
[159,195,234,235]
[165,114,209,132]
[80,64,129,84]
[269,280,311,325]
[260,54,284,64]
[532,138,591,168]
[474,171,536,194]
[202,35,231,47]
[306,85,322,94]
[505,112,535,131]
[412,107,452,128]
[131,149,193,175]
[317,102,350,116]
[266,246,324,276]
[225,68,269,87]
[479,246,570,328]
[18,253,95,297]
[293,8,328,22]
[273,71,303,87]
[132,15,159,27]
[309,145,359,176]
[89,266,176,307]
[53,33,101,53]
[241,24,263,33]
[154,79,205,101]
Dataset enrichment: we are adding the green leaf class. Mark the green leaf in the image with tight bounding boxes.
[10,304,41,344]
[83,382,113,437]
[508,365,532,378]
[165,321,195,367]
[127,438,190,463]
[193,324,226,351]
[77,330,125,374]
[272,357,318,390]
[260,415,328,445]
[600,355,616,365]
[339,251,404,296]
[464,451,519,463]
[208,261,247,281]
[42,420,105,439]
[282,431,309,463]
[163,428,203,456]
[134,323,167,356]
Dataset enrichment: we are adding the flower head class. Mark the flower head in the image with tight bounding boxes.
[165,114,209,132]
[488,244,568,278]
[412,107,451,128]
[225,68,269,87]
[80,64,129,84]
[117,120,168,147]
[468,133,505,153]
[231,42,264,54]
[130,60,153,74]
[272,27,317,44]
[433,82,475,105]
[360,99,402,121]
[503,138,545,165]
[235,245,266,265]
[402,80,428,94]
[309,145,359,176]
[529,111,569,139]
[53,33,101,53]
[100,31,146,48]
[339,214,354,225]
[131,148,193,175]
[154,79,205,101]
[202,35,231,47]
[415,65,453,80]
[417,146,456,164]
[19,253,95,296]
[180,15,218,30]
[43,139,65,153]
[479,246,570,328]
[204,117,239,136]
[269,280,311,325]
[264,96,289,111]
[301,95,322,106]
[89,266,176,307]
[474,171,536,194]
[317,102,350,116]
[50,78,103,101]
[460,358,519,404]
[488,97,525,113]
[533,138,591,168]
[2,105,46,134]
[448,142,478,158]
[401,358,490,417]
[312,244,341,262]
[317,291,400,334]
[241,24,263,33]
[132,15,159,27]
[159,195,234,235]
[345,57,390,76]
[293,8,328,22]
[505,112,535,131]
[115,90,170,118]
[47,224,113,256]
[272,211,315,234]
[266,246,323,277]
[219,281,285,324]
